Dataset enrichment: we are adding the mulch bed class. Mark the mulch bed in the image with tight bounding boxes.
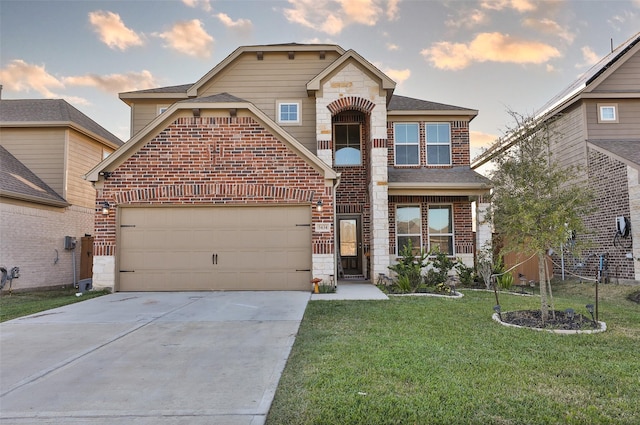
[501,310,598,330]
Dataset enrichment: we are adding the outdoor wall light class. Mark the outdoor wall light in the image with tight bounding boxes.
[102,201,110,215]
[316,199,323,212]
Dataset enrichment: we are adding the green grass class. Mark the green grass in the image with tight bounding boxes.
[0,287,110,322]
[267,281,640,424]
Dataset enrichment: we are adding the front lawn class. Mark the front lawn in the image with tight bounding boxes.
[267,281,640,424]
[0,287,110,322]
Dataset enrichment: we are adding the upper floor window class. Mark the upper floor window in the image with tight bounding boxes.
[428,205,453,255]
[598,104,618,123]
[394,123,419,166]
[396,205,421,255]
[334,123,361,166]
[426,123,451,165]
[158,105,169,115]
[277,101,300,124]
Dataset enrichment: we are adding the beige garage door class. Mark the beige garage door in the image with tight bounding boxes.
[118,206,312,291]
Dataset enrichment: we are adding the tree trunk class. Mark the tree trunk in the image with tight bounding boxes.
[538,252,548,323]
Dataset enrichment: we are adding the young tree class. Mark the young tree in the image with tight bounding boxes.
[487,111,593,322]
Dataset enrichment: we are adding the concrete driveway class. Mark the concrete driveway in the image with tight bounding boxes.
[0,291,310,424]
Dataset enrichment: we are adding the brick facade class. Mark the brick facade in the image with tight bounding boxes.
[572,149,635,280]
[94,115,333,267]
[0,203,93,290]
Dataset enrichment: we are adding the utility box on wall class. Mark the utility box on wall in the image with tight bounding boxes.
[64,236,77,250]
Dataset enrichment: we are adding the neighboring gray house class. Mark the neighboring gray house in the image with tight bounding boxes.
[473,32,640,282]
[0,99,122,290]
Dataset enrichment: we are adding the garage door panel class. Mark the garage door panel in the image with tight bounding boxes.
[119,206,311,291]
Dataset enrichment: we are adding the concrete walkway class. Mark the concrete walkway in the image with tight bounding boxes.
[311,281,389,301]
[0,291,310,425]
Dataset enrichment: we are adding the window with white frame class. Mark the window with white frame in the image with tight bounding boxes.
[426,123,451,165]
[277,101,301,124]
[394,123,420,165]
[428,205,453,255]
[598,104,618,123]
[158,105,169,115]
[396,205,421,255]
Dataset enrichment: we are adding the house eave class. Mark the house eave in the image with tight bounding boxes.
[388,183,491,197]
[387,109,478,119]
[0,191,70,208]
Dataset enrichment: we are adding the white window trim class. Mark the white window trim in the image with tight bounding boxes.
[597,103,618,123]
[157,105,169,115]
[394,122,420,166]
[396,204,422,255]
[427,204,455,256]
[425,122,452,166]
[276,100,301,125]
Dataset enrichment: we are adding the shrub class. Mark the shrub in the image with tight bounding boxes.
[424,249,456,286]
[455,260,475,286]
[388,239,428,293]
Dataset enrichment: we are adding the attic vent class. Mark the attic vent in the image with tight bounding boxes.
[288,51,295,60]
[257,51,263,60]
[319,51,326,60]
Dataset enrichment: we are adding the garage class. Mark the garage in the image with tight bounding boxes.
[118,205,312,291]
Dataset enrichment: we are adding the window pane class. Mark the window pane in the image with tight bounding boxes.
[395,123,418,144]
[426,124,450,143]
[340,219,357,256]
[429,235,453,255]
[600,106,615,120]
[335,124,361,165]
[428,206,451,233]
[398,236,421,255]
[427,145,450,165]
[395,145,419,165]
[279,103,298,122]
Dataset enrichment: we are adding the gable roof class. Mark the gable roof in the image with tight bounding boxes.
[306,49,396,99]
[0,145,69,207]
[471,32,640,169]
[85,93,339,183]
[0,99,123,148]
[187,43,346,98]
[537,32,640,117]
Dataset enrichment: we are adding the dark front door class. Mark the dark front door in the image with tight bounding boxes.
[338,216,362,276]
[80,236,93,280]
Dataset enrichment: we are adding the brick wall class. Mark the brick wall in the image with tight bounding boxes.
[387,120,470,167]
[573,149,635,280]
[94,116,333,256]
[388,196,473,256]
[1,203,93,290]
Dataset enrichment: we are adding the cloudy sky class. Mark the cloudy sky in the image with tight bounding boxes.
[1,0,639,164]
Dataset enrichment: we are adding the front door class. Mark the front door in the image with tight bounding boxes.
[338,215,362,276]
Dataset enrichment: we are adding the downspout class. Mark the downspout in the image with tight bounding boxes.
[333,173,342,282]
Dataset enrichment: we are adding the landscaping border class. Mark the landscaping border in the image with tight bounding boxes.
[492,312,607,334]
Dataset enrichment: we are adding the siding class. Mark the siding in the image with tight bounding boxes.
[67,129,113,208]
[131,103,162,137]
[548,103,587,179]
[197,50,342,153]
[0,127,66,196]
[593,50,640,92]
[585,99,640,139]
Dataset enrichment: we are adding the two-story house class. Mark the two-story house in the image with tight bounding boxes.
[0,99,123,290]
[473,33,640,282]
[85,43,491,292]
